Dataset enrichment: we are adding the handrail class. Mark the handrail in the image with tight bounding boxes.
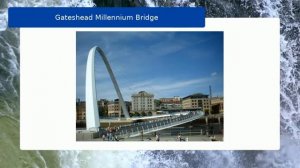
[115,111,204,138]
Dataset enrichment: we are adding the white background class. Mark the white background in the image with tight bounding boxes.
[20,18,280,150]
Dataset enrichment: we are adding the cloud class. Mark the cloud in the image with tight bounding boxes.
[144,78,208,91]
[211,72,217,76]
[76,32,224,101]
[93,76,218,101]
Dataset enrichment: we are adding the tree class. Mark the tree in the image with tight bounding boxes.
[98,106,108,117]
[133,112,140,117]
[204,109,210,116]
[154,99,161,107]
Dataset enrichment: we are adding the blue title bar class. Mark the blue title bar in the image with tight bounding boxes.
[8,7,205,28]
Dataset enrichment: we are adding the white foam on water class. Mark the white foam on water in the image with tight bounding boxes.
[0,10,7,31]
[59,151,82,168]
[7,0,94,8]
[280,32,300,139]
[36,151,49,168]
[145,0,156,7]
[144,0,195,7]
[255,136,300,167]
[59,151,150,168]
[255,0,281,17]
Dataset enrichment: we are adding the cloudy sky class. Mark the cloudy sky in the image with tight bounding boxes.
[76,31,223,101]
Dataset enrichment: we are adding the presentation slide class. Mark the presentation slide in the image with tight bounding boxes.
[1,2,298,167]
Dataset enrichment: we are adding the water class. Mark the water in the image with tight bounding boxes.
[145,0,156,7]
[1,0,300,167]
[0,10,7,31]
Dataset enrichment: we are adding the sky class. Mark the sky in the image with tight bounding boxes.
[76,32,223,101]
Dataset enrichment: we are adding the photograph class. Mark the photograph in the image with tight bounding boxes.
[76,31,224,142]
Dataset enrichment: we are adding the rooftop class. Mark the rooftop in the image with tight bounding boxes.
[132,91,154,97]
[182,93,209,99]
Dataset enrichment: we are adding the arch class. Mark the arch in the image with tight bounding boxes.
[85,46,130,131]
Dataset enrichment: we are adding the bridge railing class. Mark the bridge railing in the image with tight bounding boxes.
[115,111,204,138]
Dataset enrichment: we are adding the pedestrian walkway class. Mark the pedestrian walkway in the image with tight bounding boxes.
[115,111,204,138]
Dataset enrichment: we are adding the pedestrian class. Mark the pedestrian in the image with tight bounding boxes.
[156,134,160,141]
[141,130,144,141]
[112,127,116,141]
[211,135,217,141]
[102,134,106,141]
[176,134,181,141]
[114,135,119,141]
[107,127,113,141]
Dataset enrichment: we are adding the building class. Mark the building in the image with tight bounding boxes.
[160,96,181,104]
[98,99,108,107]
[182,93,210,113]
[107,99,131,117]
[76,99,86,120]
[159,96,182,110]
[108,100,120,117]
[211,97,224,114]
[76,98,110,121]
[98,99,109,116]
[131,91,155,114]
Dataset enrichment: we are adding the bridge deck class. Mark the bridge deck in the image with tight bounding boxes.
[115,111,204,138]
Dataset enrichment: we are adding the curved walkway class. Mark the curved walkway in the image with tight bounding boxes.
[115,111,204,138]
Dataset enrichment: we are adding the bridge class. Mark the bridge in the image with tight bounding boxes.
[83,46,207,140]
[114,111,204,138]
[85,46,130,131]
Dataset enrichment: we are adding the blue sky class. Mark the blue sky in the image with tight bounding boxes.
[76,32,223,101]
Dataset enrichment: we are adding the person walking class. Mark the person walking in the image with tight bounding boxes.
[176,134,181,141]
[102,133,106,141]
[156,134,160,141]
[107,127,112,141]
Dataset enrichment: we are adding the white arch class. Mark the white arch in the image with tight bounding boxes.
[85,46,130,131]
